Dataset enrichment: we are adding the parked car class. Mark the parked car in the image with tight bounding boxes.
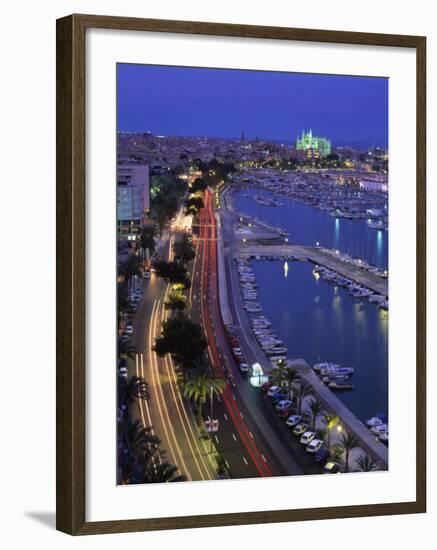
[232,348,243,356]
[239,363,249,373]
[266,385,281,398]
[124,325,133,335]
[300,431,316,445]
[323,461,340,474]
[286,415,302,428]
[278,405,295,418]
[306,439,324,454]
[143,271,151,279]
[260,381,273,394]
[275,399,293,412]
[315,447,330,464]
[293,423,309,436]
[271,391,289,403]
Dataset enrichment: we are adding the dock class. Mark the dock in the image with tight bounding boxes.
[239,244,388,297]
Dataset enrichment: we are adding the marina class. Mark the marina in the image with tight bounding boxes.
[232,186,388,269]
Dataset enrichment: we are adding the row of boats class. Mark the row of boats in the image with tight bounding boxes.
[366,414,389,445]
[313,265,389,310]
[252,194,284,207]
[319,247,388,279]
[313,362,354,391]
[235,258,288,361]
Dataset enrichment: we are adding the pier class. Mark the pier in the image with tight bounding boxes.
[239,244,388,297]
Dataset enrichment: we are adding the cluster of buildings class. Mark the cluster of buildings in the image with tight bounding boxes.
[115,131,388,242]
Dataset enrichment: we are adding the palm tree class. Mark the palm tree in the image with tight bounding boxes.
[139,224,156,263]
[355,454,378,472]
[308,397,324,431]
[183,369,227,424]
[118,375,150,419]
[339,431,360,472]
[272,359,288,387]
[173,233,195,265]
[121,253,141,290]
[284,367,301,401]
[322,412,340,449]
[294,382,313,415]
[117,418,160,483]
[144,461,187,483]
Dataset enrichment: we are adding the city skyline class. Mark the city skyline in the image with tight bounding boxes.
[117,64,388,148]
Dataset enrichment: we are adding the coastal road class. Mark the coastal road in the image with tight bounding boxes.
[194,190,323,478]
[129,234,217,482]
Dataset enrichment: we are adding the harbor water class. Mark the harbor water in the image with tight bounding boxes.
[232,188,388,422]
[233,188,388,270]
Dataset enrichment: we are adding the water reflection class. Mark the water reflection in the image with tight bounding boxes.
[252,260,388,422]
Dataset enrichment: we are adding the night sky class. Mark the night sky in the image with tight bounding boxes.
[117,64,388,148]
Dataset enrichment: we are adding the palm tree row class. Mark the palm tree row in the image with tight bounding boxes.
[117,374,186,484]
[286,379,377,473]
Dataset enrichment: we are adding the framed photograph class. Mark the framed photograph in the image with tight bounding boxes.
[56,14,426,535]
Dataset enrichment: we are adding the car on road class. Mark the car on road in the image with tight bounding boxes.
[315,447,330,463]
[232,347,243,356]
[275,399,293,412]
[323,461,340,474]
[293,423,309,436]
[124,325,133,335]
[143,271,151,279]
[306,438,324,453]
[239,363,249,373]
[300,431,316,445]
[286,415,302,428]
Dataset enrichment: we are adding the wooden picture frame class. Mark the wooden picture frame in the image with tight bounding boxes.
[56,13,426,535]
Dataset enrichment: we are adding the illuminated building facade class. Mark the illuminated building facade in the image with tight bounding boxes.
[296,129,331,157]
[117,162,150,241]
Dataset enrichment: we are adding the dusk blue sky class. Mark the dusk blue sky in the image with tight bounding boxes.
[117,64,388,148]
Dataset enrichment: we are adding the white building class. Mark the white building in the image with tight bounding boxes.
[117,162,150,240]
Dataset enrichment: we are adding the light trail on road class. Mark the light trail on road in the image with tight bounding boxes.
[198,190,273,477]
